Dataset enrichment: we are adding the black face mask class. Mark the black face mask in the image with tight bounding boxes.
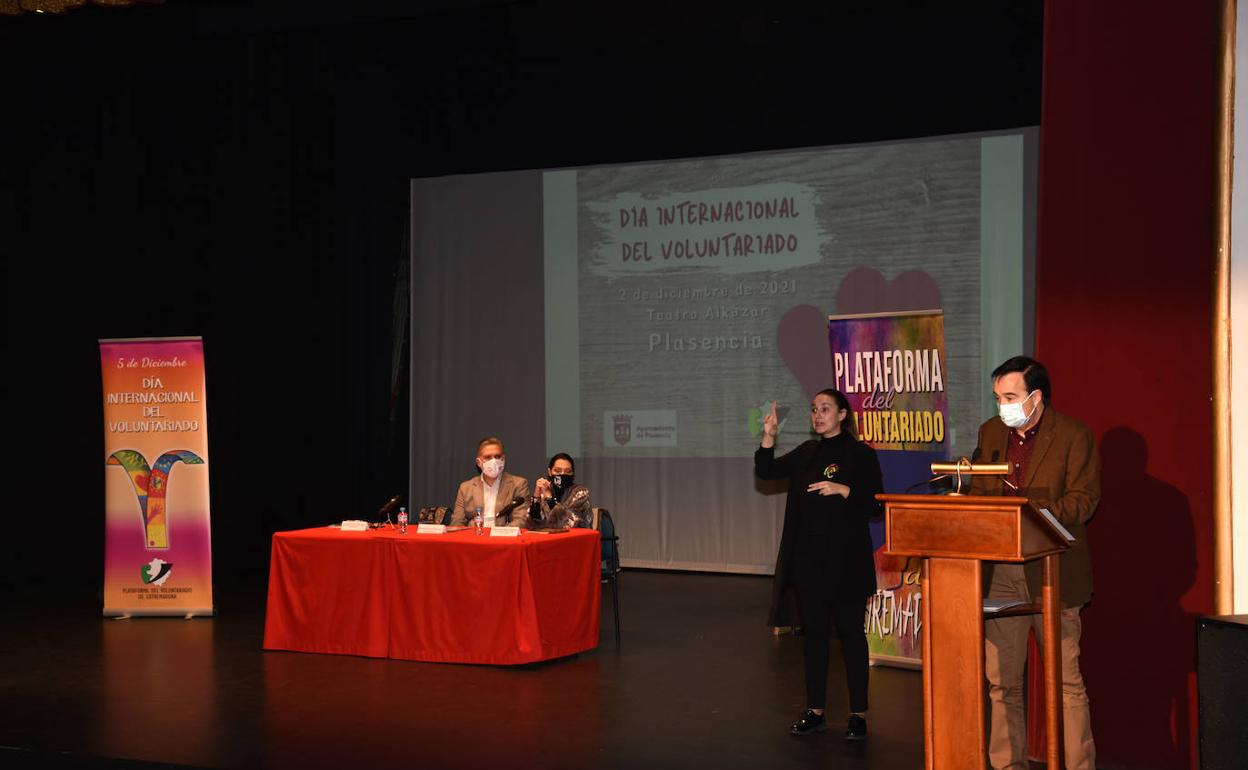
[551,473,575,492]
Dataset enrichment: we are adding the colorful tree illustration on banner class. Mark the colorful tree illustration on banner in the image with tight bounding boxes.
[107,449,204,549]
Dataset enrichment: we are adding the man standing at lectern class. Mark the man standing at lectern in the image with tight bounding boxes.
[972,356,1100,770]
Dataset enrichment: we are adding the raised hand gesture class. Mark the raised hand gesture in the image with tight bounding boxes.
[534,476,552,499]
[761,400,779,448]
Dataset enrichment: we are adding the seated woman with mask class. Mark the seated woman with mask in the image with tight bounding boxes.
[528,453,592,529]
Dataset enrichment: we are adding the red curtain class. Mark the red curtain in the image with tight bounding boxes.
[1034,2,1217,767]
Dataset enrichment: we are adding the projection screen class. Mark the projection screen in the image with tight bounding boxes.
[411,129,1036,573]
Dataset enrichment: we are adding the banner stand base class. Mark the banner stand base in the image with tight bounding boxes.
[103,607,215,618]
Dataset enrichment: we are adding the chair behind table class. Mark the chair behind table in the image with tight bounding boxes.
[417,506,450,526]
[593,507,622,644]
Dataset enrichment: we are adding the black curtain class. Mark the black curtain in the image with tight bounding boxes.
[0,0,1041,605]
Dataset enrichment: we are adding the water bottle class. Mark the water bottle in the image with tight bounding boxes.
[473,506,484,535]
[397,506,408,534]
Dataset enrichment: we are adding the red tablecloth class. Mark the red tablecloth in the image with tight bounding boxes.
[263,526,601,665]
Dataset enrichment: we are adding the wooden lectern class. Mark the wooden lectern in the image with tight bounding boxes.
[877,493,1071,770]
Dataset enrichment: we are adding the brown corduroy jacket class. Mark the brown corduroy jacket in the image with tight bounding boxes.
[971,406,1101,607]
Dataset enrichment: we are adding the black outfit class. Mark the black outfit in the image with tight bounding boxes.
[755,431,883,713]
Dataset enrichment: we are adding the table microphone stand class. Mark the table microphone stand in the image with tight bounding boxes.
[376,495,403,528]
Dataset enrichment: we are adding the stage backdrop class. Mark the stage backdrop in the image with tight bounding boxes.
[411,129,1036,574]
[100,337,213,617]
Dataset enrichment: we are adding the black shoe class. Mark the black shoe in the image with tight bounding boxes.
[845,714,868,741]
[790,709,828,735]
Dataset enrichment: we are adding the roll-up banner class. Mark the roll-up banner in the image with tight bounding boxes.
[827,309,950,668]
[100,337,213,617]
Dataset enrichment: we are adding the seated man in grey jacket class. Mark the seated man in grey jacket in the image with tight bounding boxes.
[451,437,530,528]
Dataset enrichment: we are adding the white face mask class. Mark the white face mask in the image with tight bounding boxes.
[481,458,505,477]
[998,391,1037,429]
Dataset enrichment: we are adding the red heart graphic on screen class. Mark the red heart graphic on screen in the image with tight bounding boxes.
[776,268,940,398]
[835,267,941,315]
[777,304,833,399]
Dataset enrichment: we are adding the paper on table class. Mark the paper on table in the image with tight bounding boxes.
[983,597,1032,613]
[1037,507,1075,542]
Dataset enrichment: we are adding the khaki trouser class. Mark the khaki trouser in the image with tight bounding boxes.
[984,564,1096,770]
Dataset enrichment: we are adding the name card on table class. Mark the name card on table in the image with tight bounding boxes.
[416,523,447,534]
[340,520,369,531]
[490,526,521,538]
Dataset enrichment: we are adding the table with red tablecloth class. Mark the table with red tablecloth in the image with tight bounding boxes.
[262,526,601,665]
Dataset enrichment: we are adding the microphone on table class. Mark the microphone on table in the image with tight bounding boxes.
[497,495,528,525]
[377,495,404,527]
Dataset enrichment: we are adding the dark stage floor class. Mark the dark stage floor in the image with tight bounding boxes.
[1,571,925,770]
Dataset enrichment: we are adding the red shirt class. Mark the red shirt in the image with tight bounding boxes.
[1004,421,1041,491]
